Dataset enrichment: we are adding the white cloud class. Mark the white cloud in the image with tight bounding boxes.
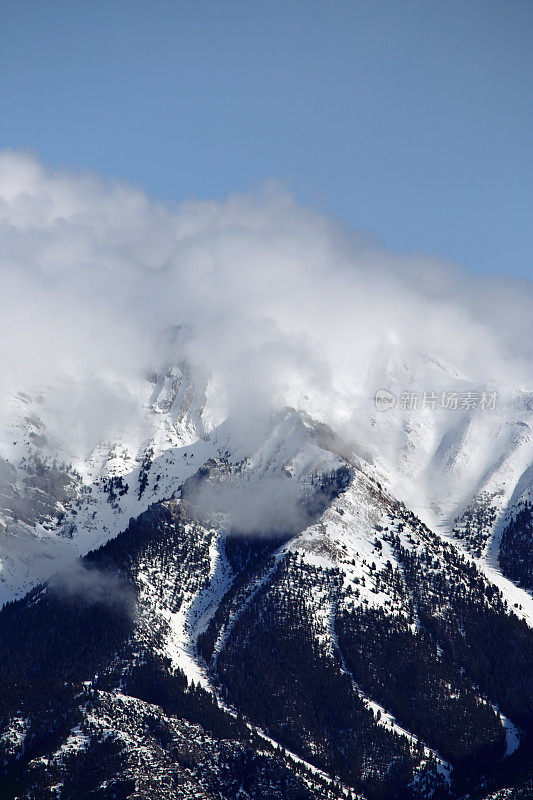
[1,148,532,455]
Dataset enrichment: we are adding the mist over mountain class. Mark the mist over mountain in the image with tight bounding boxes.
[2,149,533,441]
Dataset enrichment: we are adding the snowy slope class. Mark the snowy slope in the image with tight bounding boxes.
[0,335,532,620]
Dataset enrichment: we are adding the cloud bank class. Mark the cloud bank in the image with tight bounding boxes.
[1,148,533,455]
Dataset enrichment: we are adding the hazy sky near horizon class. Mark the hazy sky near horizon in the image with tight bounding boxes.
[1,0,531,280]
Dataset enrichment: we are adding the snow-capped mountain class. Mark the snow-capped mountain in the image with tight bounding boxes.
[2,336,532,609]
[0,336,532,799]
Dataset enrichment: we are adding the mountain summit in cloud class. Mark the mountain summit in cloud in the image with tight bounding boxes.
[0,152,532,800]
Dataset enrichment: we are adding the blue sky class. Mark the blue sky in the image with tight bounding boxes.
[1,0,531,279]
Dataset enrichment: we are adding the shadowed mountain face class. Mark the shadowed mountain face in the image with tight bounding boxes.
[0,465,532,800]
